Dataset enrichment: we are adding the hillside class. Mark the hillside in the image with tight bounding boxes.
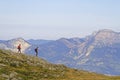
[0,49,120,80]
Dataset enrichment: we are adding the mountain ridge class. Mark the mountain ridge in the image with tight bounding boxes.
[0,38,30,53]
[1,29,120,75]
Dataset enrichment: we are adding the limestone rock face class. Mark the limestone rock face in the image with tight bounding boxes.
[0,38,31,53]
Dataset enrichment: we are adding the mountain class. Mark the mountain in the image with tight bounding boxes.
[27,39,53,45]
[26,29,120,75]
[0,38,30,53]
[0,40,6,43]
[74,29,120,75]
[0,49,120,80]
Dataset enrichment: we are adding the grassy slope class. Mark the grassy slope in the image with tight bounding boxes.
[0,49,120,80]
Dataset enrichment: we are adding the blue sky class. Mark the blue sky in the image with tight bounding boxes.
[0,0,120,40]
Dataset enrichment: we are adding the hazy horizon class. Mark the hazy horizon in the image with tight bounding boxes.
[0,0,120,40]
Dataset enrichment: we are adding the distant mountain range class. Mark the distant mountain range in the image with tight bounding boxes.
[27,39,53,45]
[0,29,120,75]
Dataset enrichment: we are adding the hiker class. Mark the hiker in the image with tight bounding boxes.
[35,47,38,57]
[17,44,21,53]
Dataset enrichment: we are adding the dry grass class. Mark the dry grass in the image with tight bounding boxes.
[0,49,120,80]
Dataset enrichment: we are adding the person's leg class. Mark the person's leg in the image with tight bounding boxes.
[36,52,38,56]
[20,49,21,53]
[18,49,21,53]
[18,49,20,53]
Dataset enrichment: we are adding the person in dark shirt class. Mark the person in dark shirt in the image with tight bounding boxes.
[35,47,39,57]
